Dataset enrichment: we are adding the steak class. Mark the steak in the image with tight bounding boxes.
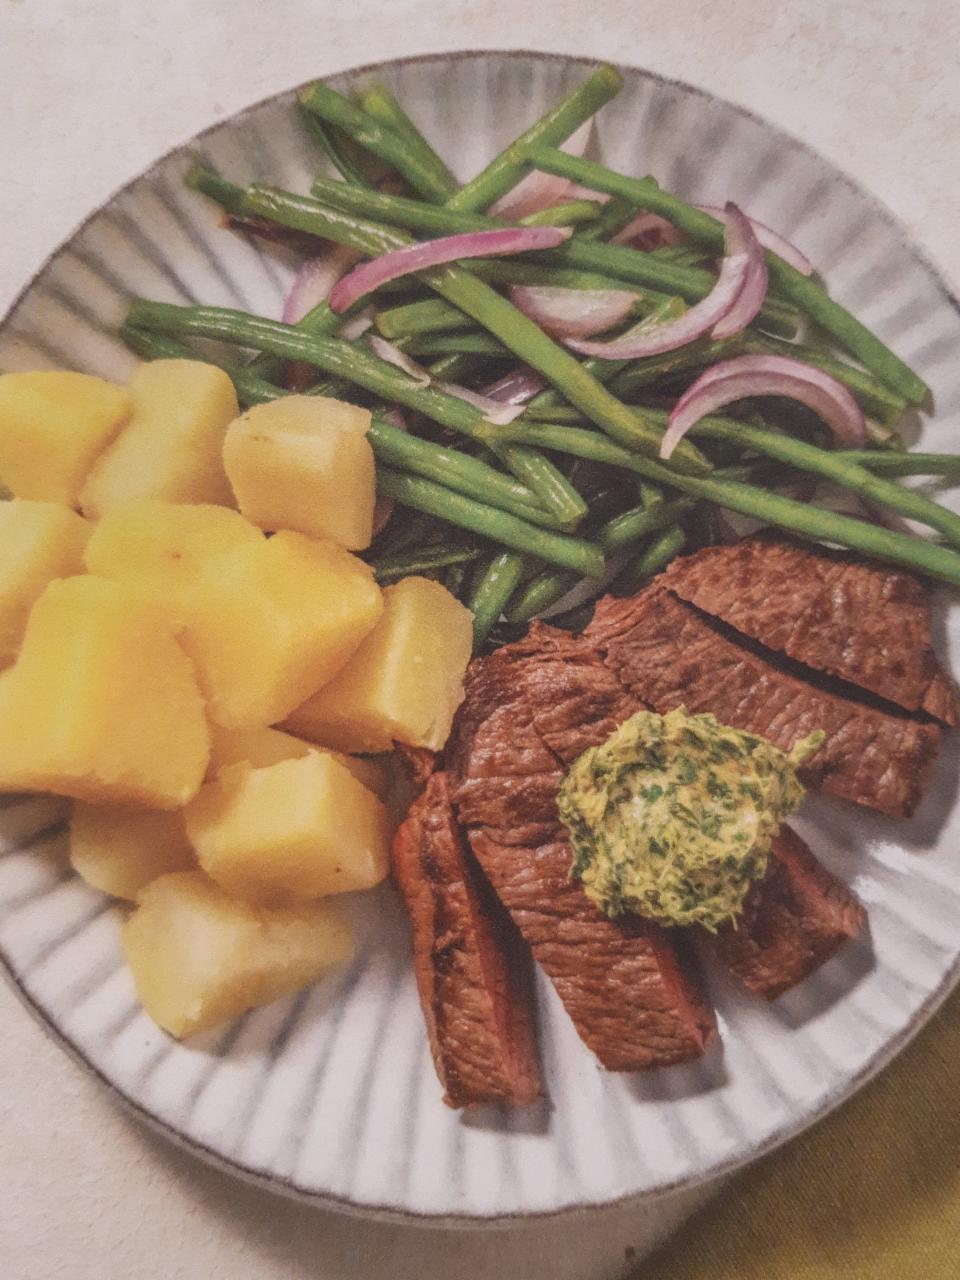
[661,537,958,725]
[448,629,717,1070]
[586,588,940,818]
[391,768,541,1107]
[705,824,866,999]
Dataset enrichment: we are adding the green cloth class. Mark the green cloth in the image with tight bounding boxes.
[641,988,960,1277]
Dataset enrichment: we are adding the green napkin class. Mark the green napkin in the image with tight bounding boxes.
[641,987,960,1277]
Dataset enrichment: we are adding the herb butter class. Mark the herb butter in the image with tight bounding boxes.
[558,707,823,931]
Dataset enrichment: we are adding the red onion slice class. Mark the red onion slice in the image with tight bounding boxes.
[508,285,637,338]
[487,120,593,220]
[368,335,432,386]
[612,212,687,250]
[282,245,358,324]
[566,203,765,359]
[339,307,375,341]
[439,382,527,425]
[328,226,572,314]
[711,203,768,339]
[480,366,546,405]
[696,204,813,276]
[661,354,867,460]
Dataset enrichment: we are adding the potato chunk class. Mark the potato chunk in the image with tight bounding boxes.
[87,503,383,729]
[223,395,375,549]
[206,725,391,799]
[80,360,238,517]
[70,804,195,900]
[285,577,472,752]
[122,871,354,1038]
[0,370,130,505]
[184,753,391,905]
[0,576,208,807]
[0,500,91,667]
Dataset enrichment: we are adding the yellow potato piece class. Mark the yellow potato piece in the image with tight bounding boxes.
[80,359,238,517]
[0,499,91,667]
[205,724,392,800]
[224,394,375,549]
[86,503,383,729]
[0,576,209,808]
[184,753,391,905]
[70,804,195,901]
[123,871,354,1038]
[0,370,130,505]
[285,576,472,753]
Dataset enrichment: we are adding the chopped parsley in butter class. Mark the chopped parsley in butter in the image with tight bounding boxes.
[557,707,823,931]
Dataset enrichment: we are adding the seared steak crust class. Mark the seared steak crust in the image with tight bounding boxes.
[448,629,717,1070]
[392,770,541,1106]
[706,824,866,1000]
[661,537,958,725]
[586,589,940,818]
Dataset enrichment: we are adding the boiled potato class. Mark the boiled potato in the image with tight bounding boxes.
[70,804,194,900]
[184,753,391,905]
[0,576,208,807]
[285,576,472,752]
[122,871,354,1038]
[182,531,383,728]
[87,503,383,728]
[80,360,237,517]
[0,500,91,667]
[0,370,130,505]
[205,724,392,800]
[223,395,375,549]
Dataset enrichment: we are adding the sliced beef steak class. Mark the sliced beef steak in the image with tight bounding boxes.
[392,769,541,1107]
[661,537,958,725]
[705,824,866,999]
[448,629,717,1070]
[586,589,940,818]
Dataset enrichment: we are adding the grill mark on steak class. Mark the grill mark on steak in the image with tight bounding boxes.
[392,770,541,1107]
[705,824,866,1000]
[448,630,717,1070]
[586,588,940,818]
[661,537,958,726]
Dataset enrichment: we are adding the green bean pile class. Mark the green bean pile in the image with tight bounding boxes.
[121,65,959,649]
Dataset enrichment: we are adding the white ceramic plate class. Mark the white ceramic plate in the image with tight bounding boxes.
[1,50,959,1224]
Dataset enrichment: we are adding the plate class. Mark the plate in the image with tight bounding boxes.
[1,50,959,1223]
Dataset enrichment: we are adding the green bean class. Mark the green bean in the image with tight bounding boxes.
[442,559,471,599]
[611,337,739,399]
[240,188,711,471]
[504,566,578,624]
[445,64,623,214]
[371,543,481,584]
[185,163,247,214]
[837,451,960,479]
[374,468,605,577]
[616,526,687,587]
[469,257,663,300]
[525,146,928,403]
[478,421,960,585]
[358,84,458,199]
[468,552,528,647]
[520,200,601,228]
[599,497,695,552]
[298,82,454,202]
[650,245,712,267]
[298,106,382,187]
[743,333,908,426]
[308,175,505,236]
[577,196,640,242]
[125,298,586,521]
[405,332,508,358]
[425,352,489,383]
[639,407,960,548]
[376,298,478,340]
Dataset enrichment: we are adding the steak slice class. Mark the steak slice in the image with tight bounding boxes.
[706,824,866,1000]
[448,629,717,1070]
[587,589,940,818]
[661,537,958,725]
[392,769,541,1107]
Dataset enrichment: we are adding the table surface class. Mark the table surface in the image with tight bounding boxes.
[1,2,957,1276]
